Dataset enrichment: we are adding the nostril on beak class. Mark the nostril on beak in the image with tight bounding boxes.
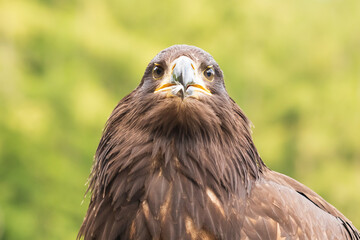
[171,56,195,88]
[177,74,185,87]
[171,70,185,87]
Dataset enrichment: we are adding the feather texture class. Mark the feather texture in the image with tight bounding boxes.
[78,45,360,240]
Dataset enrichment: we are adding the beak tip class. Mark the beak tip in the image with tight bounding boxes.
[176,90,184,99]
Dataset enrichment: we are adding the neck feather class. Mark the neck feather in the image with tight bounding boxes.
[88,92,265,198]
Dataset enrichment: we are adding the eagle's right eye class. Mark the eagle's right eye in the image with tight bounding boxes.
[152,64,165,79]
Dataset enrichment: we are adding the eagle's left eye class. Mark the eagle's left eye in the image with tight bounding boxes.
[203,66,215,81]
[153,64,165,79]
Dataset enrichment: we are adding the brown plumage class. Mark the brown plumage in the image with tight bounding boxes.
[78,45,360,240]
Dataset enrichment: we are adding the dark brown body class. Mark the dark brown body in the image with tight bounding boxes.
[78,45,360,240]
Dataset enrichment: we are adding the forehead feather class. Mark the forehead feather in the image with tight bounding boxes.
[151,45,215,65]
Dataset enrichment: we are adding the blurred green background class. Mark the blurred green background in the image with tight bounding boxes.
[0,0,359,239]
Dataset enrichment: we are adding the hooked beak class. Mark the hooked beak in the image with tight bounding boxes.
[154,56,211,98]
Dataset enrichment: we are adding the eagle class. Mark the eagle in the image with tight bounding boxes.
[78,45,360,240]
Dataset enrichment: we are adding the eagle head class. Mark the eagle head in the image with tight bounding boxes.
[128,45,245,142]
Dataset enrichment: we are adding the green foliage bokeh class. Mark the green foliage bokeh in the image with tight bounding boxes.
[0,0,359,239]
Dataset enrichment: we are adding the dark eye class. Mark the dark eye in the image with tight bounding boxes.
[152,64,165,79]
[203,66,215,81]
